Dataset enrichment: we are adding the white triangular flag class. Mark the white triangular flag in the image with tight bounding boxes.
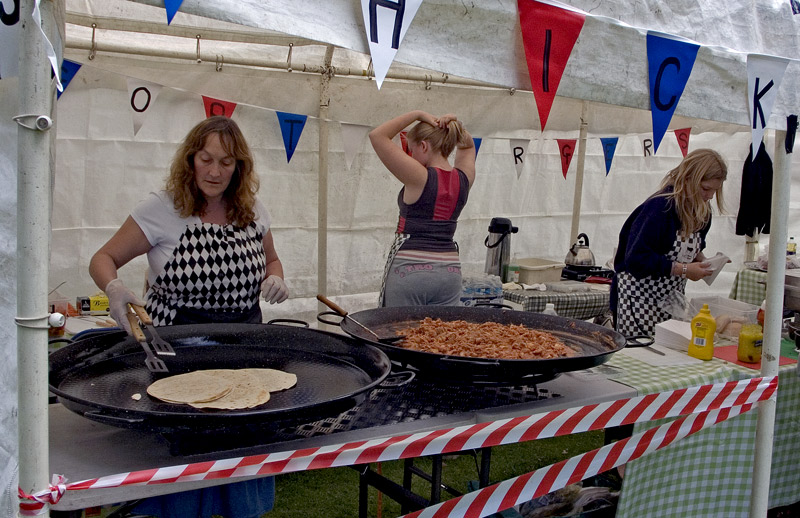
[340,123,372,170]
[747,54,789,154]
[126,78,162,135]
[361,0,424,89]
[509,138,530,179]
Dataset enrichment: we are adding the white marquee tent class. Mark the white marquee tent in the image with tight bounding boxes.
[1,0,798,516]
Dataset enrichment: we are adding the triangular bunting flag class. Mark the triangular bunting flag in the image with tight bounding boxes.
[747,54,789,154]
[126,78,162,135]
[646,33,699,154]
[202,96,237,118]
[340,123,371,170]
[674,128,691,157]
[556,139,577,179]
[276,111,308,163]
[360,0,424,89]
[164,0,184,25]
[398,131,410,155]
[510,138,530,179]
[600,137,618,176]
[518,0,586,131]
[57,60,82,99]
[473,137,483,157]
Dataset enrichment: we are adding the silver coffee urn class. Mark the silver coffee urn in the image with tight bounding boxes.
[484,217,518,278]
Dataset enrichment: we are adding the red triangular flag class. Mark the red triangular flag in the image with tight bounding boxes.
[557,139,577,179]
[202,96,237,118]
[674,127,691,157]
[518,0,585,131]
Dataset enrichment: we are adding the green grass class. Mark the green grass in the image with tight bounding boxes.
[269,431,604,518]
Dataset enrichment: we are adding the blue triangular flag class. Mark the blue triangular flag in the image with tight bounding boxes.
[276,111,308,163]
[57,60,81,99]
[600,137,618,176]
[164,0,184,25]
[646,33,699,154]
[473,137,482,156]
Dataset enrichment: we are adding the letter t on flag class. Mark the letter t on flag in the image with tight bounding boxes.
[518,0,585,131]
[361,0,424,89]
[276,112,308,163]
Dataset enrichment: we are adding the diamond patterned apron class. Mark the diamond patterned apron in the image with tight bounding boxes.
[616,231,700,337]
[145,222,266,326]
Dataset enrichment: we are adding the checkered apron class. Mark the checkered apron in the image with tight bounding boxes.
[616,231,700,336]
[145,222,266,326]
[378,232,410,307]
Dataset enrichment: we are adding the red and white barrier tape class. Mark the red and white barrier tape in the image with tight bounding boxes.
[20,375,777,515]
[18,475,67,516]
[401,404,752,518]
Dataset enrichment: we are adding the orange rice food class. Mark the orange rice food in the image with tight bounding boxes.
[396,317,576,360]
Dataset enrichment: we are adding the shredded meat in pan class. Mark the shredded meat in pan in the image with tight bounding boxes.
[395,317,577,360]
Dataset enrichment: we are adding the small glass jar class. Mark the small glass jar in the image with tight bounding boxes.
[737,323,763,363]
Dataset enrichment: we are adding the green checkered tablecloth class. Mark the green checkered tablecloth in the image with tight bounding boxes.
[729,267,768,306]
[604,351,799,517]
[502,286,610,320]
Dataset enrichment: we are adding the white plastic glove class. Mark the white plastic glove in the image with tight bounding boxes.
[261,275,289,304]
[104,278,145,335]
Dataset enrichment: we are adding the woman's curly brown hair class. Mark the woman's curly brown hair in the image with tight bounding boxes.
[166,116,259,227]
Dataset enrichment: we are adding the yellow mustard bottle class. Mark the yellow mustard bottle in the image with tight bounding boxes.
[737,324,763,363]
[688,304,716,360]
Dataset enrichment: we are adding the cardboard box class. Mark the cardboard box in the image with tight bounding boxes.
[517,258,565,285]
[77,294,110,315]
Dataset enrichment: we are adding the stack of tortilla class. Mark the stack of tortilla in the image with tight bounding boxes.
[146,368,297,410]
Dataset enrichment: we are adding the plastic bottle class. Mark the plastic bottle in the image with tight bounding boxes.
[787,237,797,256]
[504,256,521,283]
[737,323,763,363]
[542,303,559,316]
[688,303,716,360]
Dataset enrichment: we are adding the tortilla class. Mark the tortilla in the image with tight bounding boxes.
[241,368,298,392]
[146,371,233,403]
[190,369,271,410]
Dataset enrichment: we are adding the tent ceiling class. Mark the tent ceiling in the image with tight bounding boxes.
[115,0,800,129]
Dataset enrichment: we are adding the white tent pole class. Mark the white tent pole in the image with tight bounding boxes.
[17,0,56,512]
[317,45,334,312]
[569,103,588,244]
[749,130,788,517]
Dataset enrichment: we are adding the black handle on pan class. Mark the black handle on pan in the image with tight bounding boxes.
[625,334,655,347]
[265,318,310,328]
[316,310,345,327]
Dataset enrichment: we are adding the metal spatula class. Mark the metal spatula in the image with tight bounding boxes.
[127,313,168,372]
[130,304,176,356]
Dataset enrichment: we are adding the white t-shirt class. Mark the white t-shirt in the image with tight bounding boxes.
[131,191,271,288]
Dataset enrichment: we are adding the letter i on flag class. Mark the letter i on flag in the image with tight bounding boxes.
[747,54,789,154]
[600,137,618,176]
[361,0,424,89]
[646,32,699,154]
[557,139,576,179]
[518,0,585,131]
[276,112,308,163]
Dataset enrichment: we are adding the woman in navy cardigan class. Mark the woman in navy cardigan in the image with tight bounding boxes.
[611,149,728,336]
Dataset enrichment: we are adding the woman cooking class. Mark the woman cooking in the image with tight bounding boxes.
[611,148,728,337]
[369,110,476,307]
[89,115,286,518]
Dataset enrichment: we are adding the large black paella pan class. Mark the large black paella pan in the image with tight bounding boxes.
[319,306,626,382]
[49,323,391,434]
